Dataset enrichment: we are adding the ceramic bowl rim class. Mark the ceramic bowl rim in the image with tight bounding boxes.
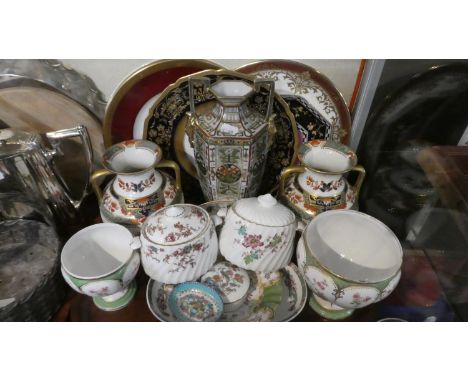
[303,210,403,283]
[102,139,163,175]
[61,223,135,280]
[168,281,224,322]
[298,139,358,175]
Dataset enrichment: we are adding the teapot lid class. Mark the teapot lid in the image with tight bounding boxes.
[232,194,295,227]
[142,204,210,245]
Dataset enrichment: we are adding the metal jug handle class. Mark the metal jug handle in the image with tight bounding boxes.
[44,125,93,208]
[253,78,275,122]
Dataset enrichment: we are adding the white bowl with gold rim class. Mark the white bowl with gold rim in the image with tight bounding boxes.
[297,210,403,320]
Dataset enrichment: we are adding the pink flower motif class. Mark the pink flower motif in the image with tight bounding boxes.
[165,232,177,242]
[242,234,264,249]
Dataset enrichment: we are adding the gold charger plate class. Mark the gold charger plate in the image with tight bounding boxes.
[143,69,299,196]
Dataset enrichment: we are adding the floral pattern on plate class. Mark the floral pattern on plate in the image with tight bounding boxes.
[168,282,223,322]
[201,261,250,304]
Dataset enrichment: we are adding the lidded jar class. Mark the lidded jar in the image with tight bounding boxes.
[140,204,218,284]
[219,194,297,272]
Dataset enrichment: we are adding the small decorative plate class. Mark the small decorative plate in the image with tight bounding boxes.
[143,69,299,196]
[103,59,224,147]
[168,282,224,322]
[201,261,250,311]
[147,263,307,322]
[237,60,351,144]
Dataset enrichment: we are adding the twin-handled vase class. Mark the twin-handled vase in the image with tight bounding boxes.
[280,139,365,220]
[91,139,183,232]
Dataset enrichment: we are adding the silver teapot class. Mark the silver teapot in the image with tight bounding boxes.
[0,126,93,232]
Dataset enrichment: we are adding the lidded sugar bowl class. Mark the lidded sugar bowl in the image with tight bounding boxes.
[140,204,218,284]
[219,194,297,272]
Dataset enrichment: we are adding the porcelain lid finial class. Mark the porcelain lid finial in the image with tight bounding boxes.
[257,194,277,208]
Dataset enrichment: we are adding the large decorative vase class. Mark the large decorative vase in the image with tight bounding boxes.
[297,210,403,320]
[186,76,276,201]
[279,139,365,220]
[91,140,183,231]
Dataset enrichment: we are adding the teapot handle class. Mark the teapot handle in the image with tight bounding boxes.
[279,165,306,200]
[44,125,93,208]
[155,159,182,191]
[349,165,366,198]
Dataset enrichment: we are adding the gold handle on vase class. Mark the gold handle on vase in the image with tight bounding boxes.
[349,165,366,198]
[155,159,182,191]
[90,168,113,203]
[279,165,306,198]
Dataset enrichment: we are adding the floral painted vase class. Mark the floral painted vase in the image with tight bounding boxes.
[140,204,219,284]
[186,77,276,201]
[297,238,401,320]
[168,282,224,322]
[219,194,297,272]
[279,139,365,220]
[201,261,250,312]
[91,140,183,231]
[60,223,141,311]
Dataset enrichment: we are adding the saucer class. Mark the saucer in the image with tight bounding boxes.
[146,263,307,322]
[282,177,358,220]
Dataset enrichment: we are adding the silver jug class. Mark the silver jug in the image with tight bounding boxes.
[0,126,93,231]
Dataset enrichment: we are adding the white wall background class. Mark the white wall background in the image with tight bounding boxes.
[61,59,361,105]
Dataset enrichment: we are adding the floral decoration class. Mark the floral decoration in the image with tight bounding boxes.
[350,292,372,307]
[202,264,246,297]
[144,239,207,273]
[178,292,218,321]
[306,175,343,192]
[117,172,156,193]
[234,221,287,265]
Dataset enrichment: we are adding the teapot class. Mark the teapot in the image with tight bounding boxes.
[0,125,93,233]
[186,76,276,201]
